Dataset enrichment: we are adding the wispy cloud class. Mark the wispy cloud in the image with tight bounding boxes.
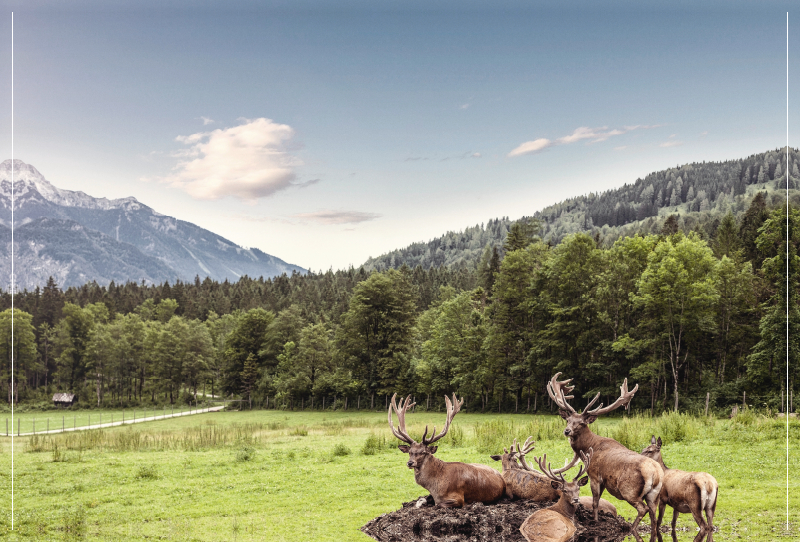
[293,210,382,225]
[406,151,482,162]
[161,118,301,202]
[200,116,214,125]
[508,125,659,158]
[660,140,684,148]
[293,179,320,189]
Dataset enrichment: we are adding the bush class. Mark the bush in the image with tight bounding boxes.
[361,433,387,455]
[332,443,351,457]
[290,426,308,436]
[235,445,256,462]
[136,464,159,479]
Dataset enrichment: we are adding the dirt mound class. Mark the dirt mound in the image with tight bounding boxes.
[361,496,632,542]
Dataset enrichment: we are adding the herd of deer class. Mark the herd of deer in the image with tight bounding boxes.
[388,373,719,542]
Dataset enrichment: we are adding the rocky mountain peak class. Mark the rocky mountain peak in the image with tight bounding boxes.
[0,159,142,211]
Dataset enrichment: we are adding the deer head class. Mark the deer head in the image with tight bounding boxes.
[490,436,535,471]
[535,448,593,514]
[640,435,666,468]
[548,373,638,441]
[388,393,463,471]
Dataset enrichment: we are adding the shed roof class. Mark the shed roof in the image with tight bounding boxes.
[53,393,76,402]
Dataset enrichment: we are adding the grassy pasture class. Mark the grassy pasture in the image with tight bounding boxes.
[0,409,796,541]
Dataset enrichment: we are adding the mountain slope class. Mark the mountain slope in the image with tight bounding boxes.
[0,160,305,289]
[364,147,800,271]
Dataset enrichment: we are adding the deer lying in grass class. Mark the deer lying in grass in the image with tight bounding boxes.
[519,449,593,542]
[389,393,505,507]
[490,437,616,515]
[641,436,718,541]
[548,373,663,538]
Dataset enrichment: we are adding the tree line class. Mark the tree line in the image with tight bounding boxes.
[0,196,796,415]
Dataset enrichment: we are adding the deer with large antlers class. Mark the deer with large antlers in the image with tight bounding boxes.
[389,393,505,507]
[490,437,616,515]
[548,373,663,538]
[519,449,594,542]
[641,436,718,541]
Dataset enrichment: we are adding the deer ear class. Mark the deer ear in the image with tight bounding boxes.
[656,437,662,448]
[650,435,657,445]
[427,445,438,454]
[577,476,589,487]
[558,409,571,420]
[550,480,563,490]
[490,455,501,461]
[398,445,410,453]
[584,414,598,424]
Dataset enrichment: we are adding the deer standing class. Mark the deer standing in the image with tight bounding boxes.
[388,393,505,507]
[491,437,616,515]
[641,436,718,541]
[519,449,593,542]
[548,373,663,538]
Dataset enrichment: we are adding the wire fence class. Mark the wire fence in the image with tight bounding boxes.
[3,403,224,437]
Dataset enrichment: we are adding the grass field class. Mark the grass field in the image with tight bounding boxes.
[0,408,796,541]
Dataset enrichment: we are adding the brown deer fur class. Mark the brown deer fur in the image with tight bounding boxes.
[491,438,616,515]
[641,436,718,541]
[519,449,592,542]
[548,373,663,537]
[390,394,505,507]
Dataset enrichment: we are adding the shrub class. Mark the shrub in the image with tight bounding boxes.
[136,464,159,479]
[332,443,351,457]
[361,433,387,455]
[290,426,309,436]
[236,445,256,462]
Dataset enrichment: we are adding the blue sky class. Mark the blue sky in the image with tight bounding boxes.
[1,1,798,271]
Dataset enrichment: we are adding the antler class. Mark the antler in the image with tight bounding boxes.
[572,448,592,482]
[422,393,463,446]
[547,373,577,415]
[388,393,417,445]
[584,378,639,416]
[521,449,581,474]
[534,452,568,485]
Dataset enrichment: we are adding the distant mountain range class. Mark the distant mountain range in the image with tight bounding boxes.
[364,147,800,272]
[0,160,305,290]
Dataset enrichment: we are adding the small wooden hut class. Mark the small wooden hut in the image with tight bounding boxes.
[53,393,77,407]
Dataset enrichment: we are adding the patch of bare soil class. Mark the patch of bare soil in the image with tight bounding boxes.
[361,496,632,542]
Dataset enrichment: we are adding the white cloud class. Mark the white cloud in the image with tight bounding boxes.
[508,125,659,158]
[660,140,684,148]
[508,138,554,157]
[200,116,214,125]
[293,210,382,225]
[163,118,301,201]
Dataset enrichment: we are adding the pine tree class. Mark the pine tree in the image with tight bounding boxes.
[241,353,259,410]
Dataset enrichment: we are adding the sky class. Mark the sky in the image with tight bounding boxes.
[1,1,798,272]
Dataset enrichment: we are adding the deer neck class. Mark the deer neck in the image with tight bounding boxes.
[656,455,669,471]
[570,427,600,453]
[549,491,577,521]
[415,454,447,490]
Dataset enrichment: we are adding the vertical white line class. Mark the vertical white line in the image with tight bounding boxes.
[786,11,790,535]
[10,11,14,532]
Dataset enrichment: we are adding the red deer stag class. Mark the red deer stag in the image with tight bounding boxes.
[641,436,718,541]
[548,373,663,537]
[491,437,616,515]
[388,393,505,507]
[519,449,593,542]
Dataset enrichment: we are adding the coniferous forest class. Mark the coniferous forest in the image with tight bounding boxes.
[1,151,798,416]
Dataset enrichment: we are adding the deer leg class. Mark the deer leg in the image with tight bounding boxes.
[671,509,679,532]
[656,502,666,530]
[705,503,716,542]
[438,494,464,508]
[629,500,649,531]
[643,493,659,536]
[590,478,605,521]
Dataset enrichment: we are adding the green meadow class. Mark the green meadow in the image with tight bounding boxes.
[0,409,796,541]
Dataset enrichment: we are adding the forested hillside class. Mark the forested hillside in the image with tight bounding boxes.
[0,148,796,418]
[364,147,800,271]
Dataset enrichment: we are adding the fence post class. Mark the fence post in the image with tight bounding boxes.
[88,414,91,428]
[704,392,710,417]
[6,418,7,436]
[62,416,64,432]
[33,418,35,435]
[47,419,49,433]
[743,391,746,409]
[18,417,20,436]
